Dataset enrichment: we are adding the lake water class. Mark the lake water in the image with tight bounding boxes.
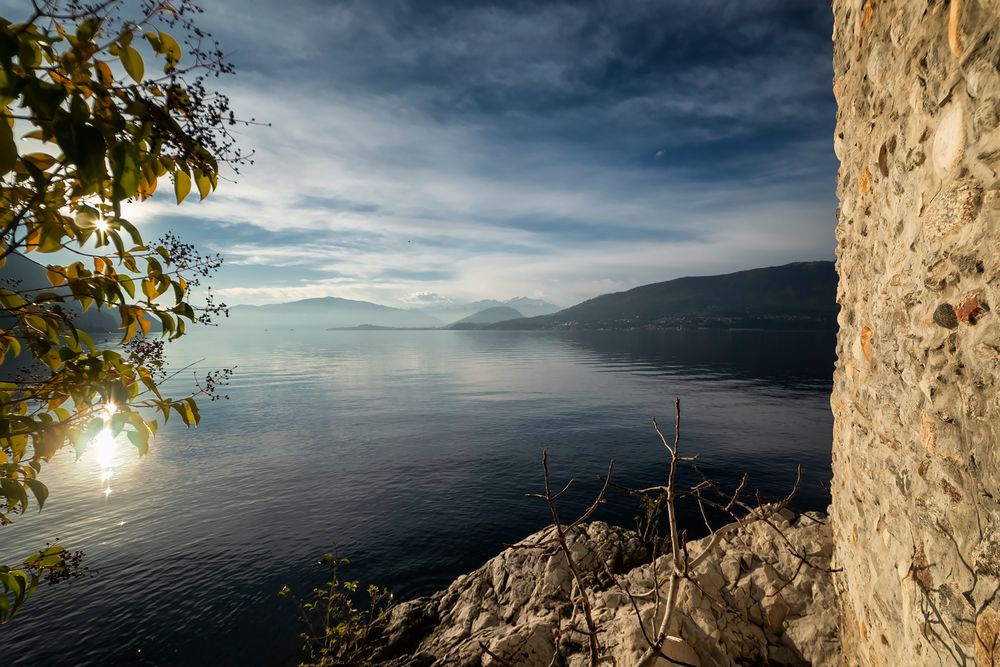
[0,327,835,665]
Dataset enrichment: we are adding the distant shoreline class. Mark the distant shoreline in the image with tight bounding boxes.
[324,322,838,332]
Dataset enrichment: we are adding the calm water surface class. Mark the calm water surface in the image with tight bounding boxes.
[0,328,834,665]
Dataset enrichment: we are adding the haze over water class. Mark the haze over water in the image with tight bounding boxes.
[0,327,834,665]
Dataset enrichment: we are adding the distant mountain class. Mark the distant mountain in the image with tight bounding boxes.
[489,261,838,331]
[503,297,561,318]
[447,306,523,328]
[231,297,443,329]
[420,297,560,323]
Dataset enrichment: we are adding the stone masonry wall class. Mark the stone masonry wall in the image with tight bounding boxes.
[831,0,1000,665]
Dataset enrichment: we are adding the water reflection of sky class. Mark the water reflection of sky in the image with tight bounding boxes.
[0,328,834,666]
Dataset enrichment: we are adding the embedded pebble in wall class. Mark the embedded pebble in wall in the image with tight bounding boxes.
[923,178,983,240]
[932,103,966,178]
[955,294,988,324]
[933,303,959,329]
[860,166,873,195]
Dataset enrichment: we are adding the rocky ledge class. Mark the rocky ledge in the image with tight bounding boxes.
[372,511,839,666]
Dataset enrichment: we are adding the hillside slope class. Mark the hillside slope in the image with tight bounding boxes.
[447,306,523,328]
[491,261,838,330]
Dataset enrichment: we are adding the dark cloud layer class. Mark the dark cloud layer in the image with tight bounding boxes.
[17,0,839,305]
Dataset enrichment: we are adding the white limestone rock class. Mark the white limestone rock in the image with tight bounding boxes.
[373,515,839,666]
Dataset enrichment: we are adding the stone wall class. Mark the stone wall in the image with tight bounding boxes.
[831,0,1000,664]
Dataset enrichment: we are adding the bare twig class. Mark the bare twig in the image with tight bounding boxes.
[522,451,614,667]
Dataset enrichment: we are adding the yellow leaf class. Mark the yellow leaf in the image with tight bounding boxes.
[194,170,211,200]
[75,207,100,229]
[120,45,144,83]
[138,171,158,198]
[174,170,191,204]
[22,153,57,171]
[48,70,74,88]
[95,60,113,88]
[46,267,66,286]
[159,31,182,70]
[121,321,137,343]
[24,226,41,251]
[142,278,157,302]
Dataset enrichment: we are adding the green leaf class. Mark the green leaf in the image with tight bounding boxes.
[0,290,26,309]
[119,45,144,83]
[155,311,175,336]
[126,428,149,455]
[117,275,136,298]
[77,329,95,352]
[54,121,107,195]
[109,231,126,259]
[172,302,195,320]
[0,478,28,511]
[21,479,47,511]
[118,219,143,246]
[76,17,101,42]
[22,79,67,121]
[0,117,17,176]
[110,141,140,202]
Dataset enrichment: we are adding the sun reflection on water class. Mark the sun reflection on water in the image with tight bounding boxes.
[94,428,117,472]
[94,402,118,497]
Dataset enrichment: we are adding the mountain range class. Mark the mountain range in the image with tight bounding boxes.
[489,261,838,330]
[226,261,836,331]
[418,297,561,324]
[3,259,837,334]
[230,297,444,329]
[447,306,524,328]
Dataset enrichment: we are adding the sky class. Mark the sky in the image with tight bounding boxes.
[16,0,838,308]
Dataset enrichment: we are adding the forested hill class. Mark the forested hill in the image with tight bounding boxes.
[489,261,838,330]
[447,306,523,328]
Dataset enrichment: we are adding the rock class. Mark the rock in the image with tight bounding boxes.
[955,294,989,324]
[860,326,874,362]
[923,178,983,240]
[932,103,966,177]
[860,166,873,195]
[933,303,959,328]
[373,517,839,666]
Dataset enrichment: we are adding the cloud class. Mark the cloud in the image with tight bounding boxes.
[124,0,836,307]
[401,292,454,306]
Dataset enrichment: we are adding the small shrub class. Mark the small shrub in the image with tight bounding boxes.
[280,553,393,667]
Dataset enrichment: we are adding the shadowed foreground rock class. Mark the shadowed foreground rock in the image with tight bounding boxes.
[372,513,839,666]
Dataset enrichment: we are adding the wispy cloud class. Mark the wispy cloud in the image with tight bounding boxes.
[124,0,836,306]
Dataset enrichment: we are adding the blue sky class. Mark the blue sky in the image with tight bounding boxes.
[20,0,838,307]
